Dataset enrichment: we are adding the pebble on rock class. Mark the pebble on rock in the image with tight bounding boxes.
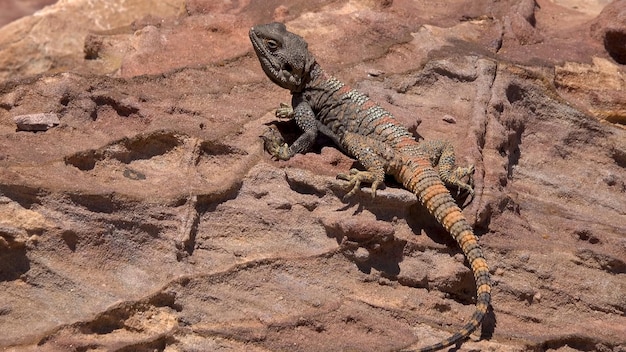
[13,113,60,131]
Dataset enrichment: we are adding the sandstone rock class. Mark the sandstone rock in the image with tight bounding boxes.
[555,57,626,125]
[507,0,544,45]
[590,0,626,64]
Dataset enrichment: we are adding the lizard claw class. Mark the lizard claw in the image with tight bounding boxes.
[446,164,475,200]
[261,127,291,160]
[458,165,475,195]
[337,168,381,200]
[275,102,294,119]
[270,143,291,160]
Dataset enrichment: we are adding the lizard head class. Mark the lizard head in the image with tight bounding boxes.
[249,22,316,93]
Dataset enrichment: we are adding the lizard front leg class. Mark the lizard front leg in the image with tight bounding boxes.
[262,95,318,160]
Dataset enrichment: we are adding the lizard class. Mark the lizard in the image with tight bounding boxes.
[249,22,491,352]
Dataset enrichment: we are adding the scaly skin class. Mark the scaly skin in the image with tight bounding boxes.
[250,22,491,352]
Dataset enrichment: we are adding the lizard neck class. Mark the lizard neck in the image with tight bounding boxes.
[301,62,328,91]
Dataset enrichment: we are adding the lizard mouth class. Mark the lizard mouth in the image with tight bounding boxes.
[249,28,280,73]
[248,28,265,58]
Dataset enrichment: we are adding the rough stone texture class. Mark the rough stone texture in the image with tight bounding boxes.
[555,57,626,125]
[0,1,624,352]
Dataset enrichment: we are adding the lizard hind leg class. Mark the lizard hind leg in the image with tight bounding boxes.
[439,159,475,197]
[336,132,394,199]
[416,140,475,196]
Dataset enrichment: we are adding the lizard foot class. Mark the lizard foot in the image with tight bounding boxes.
[449,165,475,198]
[275,102,294,119]
[337,168,382,200]
[261,127,291,160]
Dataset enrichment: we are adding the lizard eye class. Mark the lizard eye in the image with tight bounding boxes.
[266,39,279,51]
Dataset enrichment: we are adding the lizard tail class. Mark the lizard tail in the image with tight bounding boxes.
[397,155,492,352]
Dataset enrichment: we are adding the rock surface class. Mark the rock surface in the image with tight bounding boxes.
[0,1,625,352]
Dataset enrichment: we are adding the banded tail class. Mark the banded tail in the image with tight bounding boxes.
[397,153,491,352]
